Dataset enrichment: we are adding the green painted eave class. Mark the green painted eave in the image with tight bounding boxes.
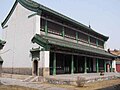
[32,34,48,47]
[31,34,50,50]
[1,0,18,28]
[32,34,114,58]
[1,0,109,41]
[44,36,113,58]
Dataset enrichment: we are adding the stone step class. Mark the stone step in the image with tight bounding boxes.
[22,76,34,82]
[29,76,45,83]
[29,76,39,82]
[23,76,45,83]
[38,76,45,83]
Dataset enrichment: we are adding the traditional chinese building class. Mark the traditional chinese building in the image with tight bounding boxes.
[1,0,115,77]
[110,49,120,72]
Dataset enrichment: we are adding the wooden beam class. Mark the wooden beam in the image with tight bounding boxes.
[50,50,112,60]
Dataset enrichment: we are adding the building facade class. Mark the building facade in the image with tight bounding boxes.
[110,49,120,72]
[1,0,115,77]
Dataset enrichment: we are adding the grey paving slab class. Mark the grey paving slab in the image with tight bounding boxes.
[48,72,120,81]
[0,72,119,90]
[0,78,68,90]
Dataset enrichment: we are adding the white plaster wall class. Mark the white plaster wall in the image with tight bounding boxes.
[39,51,50,68]
[112,60,116,72]
[44,51,50,67]
[35,15,40,34]
[1,3,40,68]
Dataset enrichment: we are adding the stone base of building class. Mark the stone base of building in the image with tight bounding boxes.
[43,68,49,77]
[3,67,50,76]
[39,68,49,77]
[2,67,32,75]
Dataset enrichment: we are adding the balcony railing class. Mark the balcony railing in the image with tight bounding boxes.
[40,27,104,49]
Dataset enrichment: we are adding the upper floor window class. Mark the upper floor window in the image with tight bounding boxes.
[47,21,62,36]
[40,18,104,48]
[90,37,96,45]
[98,40,104,48]
[78,32,88,43]
[64,27,76,39]
[40,19,45,31]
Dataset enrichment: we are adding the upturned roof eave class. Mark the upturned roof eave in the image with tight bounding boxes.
[1,0,18,28]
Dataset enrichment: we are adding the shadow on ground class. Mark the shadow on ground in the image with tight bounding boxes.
[97,84,120,90]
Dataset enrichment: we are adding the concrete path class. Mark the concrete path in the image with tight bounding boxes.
[0,78,69,90]
[0,73,119,90]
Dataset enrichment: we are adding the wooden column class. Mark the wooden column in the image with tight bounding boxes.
[110,61,113,72]
[96,39,98,47]
[71,55,74,74]
[76,56,78,73]
[96,58,99,73]
[88,36,90,44]
[104,60,106,72]
[53,53,56,75]
[62,27,65,38]
[88,58,91,72]
[76,32,78,43]
[45,19,48,35]
[84,57,87,73]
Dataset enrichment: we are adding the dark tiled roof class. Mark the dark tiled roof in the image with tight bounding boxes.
[110,50,120,56]
[32,34,115,58]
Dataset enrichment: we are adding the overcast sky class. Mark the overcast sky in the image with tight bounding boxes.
[0,0,120,50]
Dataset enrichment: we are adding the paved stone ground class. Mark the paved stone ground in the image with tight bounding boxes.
[0,78,69,90]
[46,72,120,85]
[0,72,119,90]
[98,84,120,90]
[2,73,30,80]
[48,72,120,81]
